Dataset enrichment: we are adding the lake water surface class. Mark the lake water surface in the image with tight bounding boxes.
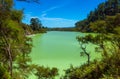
[29,31,101,78]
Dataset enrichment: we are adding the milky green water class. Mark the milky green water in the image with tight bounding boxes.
[29,31,101,79]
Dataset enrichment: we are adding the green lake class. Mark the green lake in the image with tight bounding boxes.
[29,31,101,78]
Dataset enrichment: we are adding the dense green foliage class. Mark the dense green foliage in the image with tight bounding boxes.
[48,27,77,31]
[0,0,35,79]
[63,9,120,79]
[0,0,57,79]
[34,66,58,79]
[75,0,120,32]
[30,18,47,33]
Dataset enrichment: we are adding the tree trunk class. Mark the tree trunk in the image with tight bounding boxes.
[7,44,13,77]
[84,50,90,65]
[1,31,13,77]
[80,43,90,65]
[87,53,90,65]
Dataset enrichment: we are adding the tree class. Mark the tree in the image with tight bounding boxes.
[11,10,23,23]
[30,18,42,31]
[64,13,120,79]
[75,0,120,32]
[0,65,11,79]
[34,66,58,79]
[90,20,107,33]
[97,3,106,19]
[0,0,57,79]
[76,35,92,65]
[0,0,32,78]
[75,19,89,32]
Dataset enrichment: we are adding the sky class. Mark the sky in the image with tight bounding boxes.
[14,0,106,28]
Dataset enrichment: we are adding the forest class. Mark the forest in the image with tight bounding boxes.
[75,0,120,32]
[0,0,120,79]
[64,0,120,79]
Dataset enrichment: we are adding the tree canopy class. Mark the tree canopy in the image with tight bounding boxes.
[0,0,56,79]
[63,7,120,79]
[75,0,120,32]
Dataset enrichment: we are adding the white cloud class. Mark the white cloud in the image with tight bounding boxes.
[41,13,47,17]
[23,12,77,27]
[42,7,58,13]
[23,3,77,27]
[40,14,77,27]
[39,5,77,27]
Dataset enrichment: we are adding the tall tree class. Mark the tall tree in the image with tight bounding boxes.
[30,18,42,31]
[77,36,91,65]
[0,0,57,79]
[0,0,32,78]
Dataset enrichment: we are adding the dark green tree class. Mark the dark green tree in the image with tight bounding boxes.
[76,36,92,65]
[30,18,42,31]
[34,66,58,79]
[63,13,120,79]
[75,0,120,32]
[0,0,57,79]
[0,0,32,78]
